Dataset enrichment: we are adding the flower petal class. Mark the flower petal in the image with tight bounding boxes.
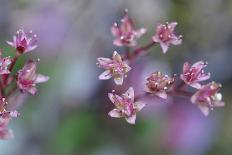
[108,109,122,118]
[35,74,50,83]
[114,76,124,85]
[190,83,202,89]
[125,114,136,124]
[156,91,167,99]
[124,87,134,101]
[198,105,210,116]
[112,51,122,62]
[160,42,169,54]
[99,70,112,80]
[134,102,146,111]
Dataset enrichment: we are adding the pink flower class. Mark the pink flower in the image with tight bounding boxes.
[0,51,11,74]
[0,98,19,118]
[180,61,210,89]
[152,22,182,54]
[145,72,175,99]
[191,82,224,116]
[111,10,146,47]
[17,60,49,95]
[97,51,131,85]
[0,116,13,139]
[7,29,38,54]
[108,87,145,124]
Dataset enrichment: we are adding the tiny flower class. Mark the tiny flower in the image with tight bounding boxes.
[0,116,13,139]
[152,22,182,54]
[17,60,49,95]
[180,61,210,89]
[0,51,11,74]
[111,9,146,47]
[7,29,38,54]
[0,98,19,118]
[191,82,224,116]
[97,51,131,85]
[108,87,145,124]
[145,72,175,99]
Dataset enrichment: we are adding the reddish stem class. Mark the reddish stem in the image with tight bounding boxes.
[3,55,19,86]
[123,41,156,61]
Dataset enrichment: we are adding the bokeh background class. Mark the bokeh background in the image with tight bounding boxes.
[0,0,232,155]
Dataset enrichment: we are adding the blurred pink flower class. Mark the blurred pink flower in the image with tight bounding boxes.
[152,22,182,54]
[108,87,145,124]
[0,51,11,74]
[145,72,175,99]
[180,61,210,89]
[191,82,224,116]
[7,29,37,54]
[0,115,13,140]
[17,60,49,95]
[111,10,146,47]
[0,98,19,118]
[97,51,131,85]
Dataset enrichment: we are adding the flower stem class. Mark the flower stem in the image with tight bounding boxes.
[123,41,156,61]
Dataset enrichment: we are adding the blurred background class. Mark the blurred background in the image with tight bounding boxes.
[0,0,232,154]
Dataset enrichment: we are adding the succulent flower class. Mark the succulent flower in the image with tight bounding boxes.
[180,61,210,89]
[152,22,182,54]
[97,51,131,85]
[108,87,145,124]
[7,29,38,54]
[0,51,11,75]
[111,10,146,47]
[0,115,13,139]
[0,98,19,118]
[145,72,175,99]
[191,82,224,116]
[17,60,49,95]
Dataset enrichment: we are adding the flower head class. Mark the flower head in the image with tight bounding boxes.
[97,51,131,85]
[0,51,11,74]
[152,22,182,54]
[7,29,38,54]
[145,72,175,99]
[191,82,224,116]
[108,87,145,124]
[0,98,19,118]
[0,115,13,139]
[180,61,210,89]
[17,60,49,95]
[111,10,146,47]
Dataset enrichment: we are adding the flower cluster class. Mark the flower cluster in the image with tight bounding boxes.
[97,10,224,124]
[0,29,49,139]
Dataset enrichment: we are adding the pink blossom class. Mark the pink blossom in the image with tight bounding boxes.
[0,115,13,139]
[97,51,131,85]
[180,61,210,89]
[7,29,38,54]
[111,10,146,47]
[152,22,182,54]
[17,60,49,95]
[191,82,224,116]
[0,51,11,74]
[108,87,145,124]
[145,72,175,99]
[0,98,19,118]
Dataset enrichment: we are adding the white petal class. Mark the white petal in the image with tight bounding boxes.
[136,28,146,38]
[108,109,122,118]
[108,93,115,104]
[99,70,112,80]
[190,83,202,89]
[214,101,225,107]
[35,74,50,83]
[112,51,122,62]
[124,87,134,101]
[125,114,136,124]
[134,102,146,111]
[114,76,124,85]
[170,38,182,45]
[156,91,167,99]
[97,57,112,66]
[152,35,160,43]
[160,42,169,54]
[113,39,123,47]
[198,105,210,116]
[26,87,37,95]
